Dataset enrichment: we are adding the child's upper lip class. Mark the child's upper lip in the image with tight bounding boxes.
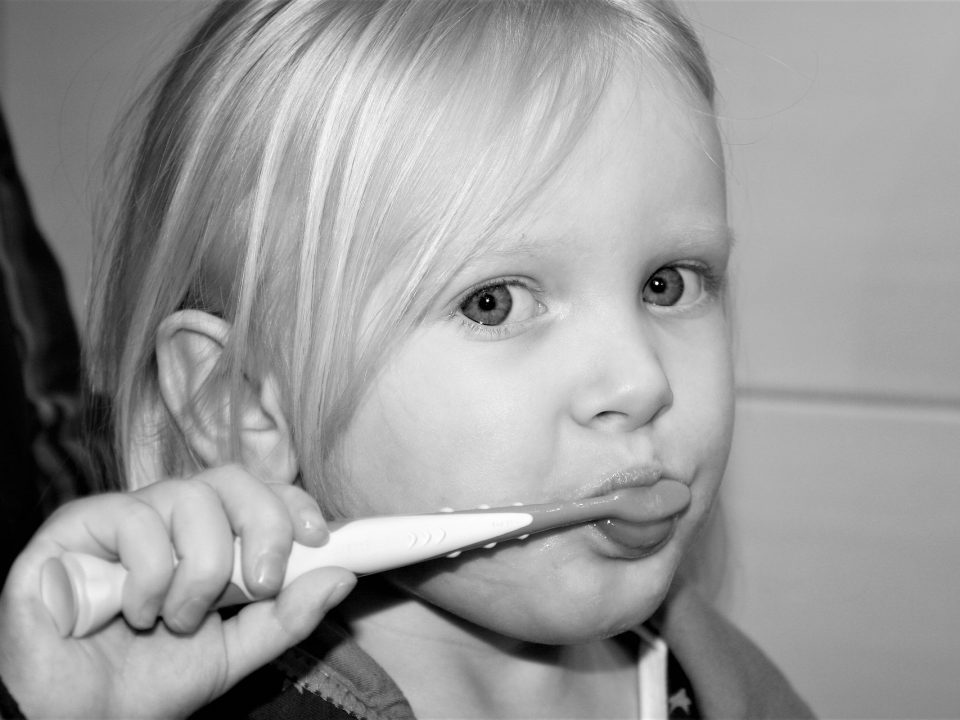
[590,463,674,497]
[518,463,686,507]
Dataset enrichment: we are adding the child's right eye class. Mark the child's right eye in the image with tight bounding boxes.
[457,280,543,329]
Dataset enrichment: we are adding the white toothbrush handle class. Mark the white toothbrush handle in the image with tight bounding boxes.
[41,511,534,637]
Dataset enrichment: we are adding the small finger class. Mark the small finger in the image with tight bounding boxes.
[115,499,176,630]
[268,483,329,547]
[139,480,234,633]
[198,465,295,599]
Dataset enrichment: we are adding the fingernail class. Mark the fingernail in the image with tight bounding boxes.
[136,600,160,629]
[171,597,208,632]
[254,550,286,590]
[322,576,356,613]
[299,508,328,541]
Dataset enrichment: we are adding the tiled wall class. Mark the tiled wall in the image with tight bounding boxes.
[692,3,960,717]
[3,2,958,717]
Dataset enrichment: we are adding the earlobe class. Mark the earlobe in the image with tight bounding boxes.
[156,310,298,484]
[250,374,299,484]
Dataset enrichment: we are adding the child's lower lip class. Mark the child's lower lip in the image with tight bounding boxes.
[592,517,677,557]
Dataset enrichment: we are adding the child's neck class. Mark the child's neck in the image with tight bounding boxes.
[336,578,640,719]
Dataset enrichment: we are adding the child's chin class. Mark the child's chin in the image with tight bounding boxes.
[454,595,665,645]
[412,575,670,646]
[392,543,679,644]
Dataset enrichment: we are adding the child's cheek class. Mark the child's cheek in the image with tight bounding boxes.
[334,333,559,516]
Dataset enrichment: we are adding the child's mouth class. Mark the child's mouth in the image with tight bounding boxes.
[572,478,689,556]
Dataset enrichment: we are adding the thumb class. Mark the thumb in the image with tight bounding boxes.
[219,566,356,686]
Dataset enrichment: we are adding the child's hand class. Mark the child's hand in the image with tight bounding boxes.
[0,465,356,719]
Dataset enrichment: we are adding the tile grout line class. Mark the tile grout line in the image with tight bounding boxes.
[735,385,960,416]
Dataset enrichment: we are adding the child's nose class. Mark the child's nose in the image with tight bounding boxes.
[568,319,673,433]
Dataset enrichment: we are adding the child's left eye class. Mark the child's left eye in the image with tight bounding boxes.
[458,281,542,327]
[642,266,706,308]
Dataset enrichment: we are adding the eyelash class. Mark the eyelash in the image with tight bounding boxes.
[649,261,726,314]
[450,277,544,340]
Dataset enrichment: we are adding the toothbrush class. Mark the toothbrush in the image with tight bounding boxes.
[40,479,690,637]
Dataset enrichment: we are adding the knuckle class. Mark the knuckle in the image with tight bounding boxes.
[248,514,294,550]
[239,490,289,531]
[174,478,220,508]
[272,482,314,507]
[207,462,257,487]
[267,488,305,521]
[133,558,174,594]
[176,542,233,590]
[183,552,230,585]
[120,497,162,529]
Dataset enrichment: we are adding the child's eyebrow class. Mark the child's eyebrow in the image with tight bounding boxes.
[479,225,737,257]
[475,233,545,258]
[664,225,737,253]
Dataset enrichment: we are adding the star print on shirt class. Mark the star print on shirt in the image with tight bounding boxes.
[665,645,700,718]
[669,688,693,715]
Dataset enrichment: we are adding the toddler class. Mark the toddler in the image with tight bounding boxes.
[0,1,812,717]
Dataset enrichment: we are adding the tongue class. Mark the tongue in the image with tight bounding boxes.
[599,517,677,549]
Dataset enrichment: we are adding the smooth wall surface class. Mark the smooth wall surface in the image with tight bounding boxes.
[2,2,959,718]
[689,4,960,718]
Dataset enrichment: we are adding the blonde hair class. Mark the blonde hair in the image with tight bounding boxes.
[88,0,715,504]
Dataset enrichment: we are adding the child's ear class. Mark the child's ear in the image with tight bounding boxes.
[155,310,298,485]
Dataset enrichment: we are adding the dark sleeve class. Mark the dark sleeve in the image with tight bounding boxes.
[0,673,25,719]
[0,104,94,583]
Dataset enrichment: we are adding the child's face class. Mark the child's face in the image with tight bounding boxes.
[333,68,732,643]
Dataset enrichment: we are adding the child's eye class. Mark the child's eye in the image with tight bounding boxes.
[642,266,705,307]
[458,281,542,327]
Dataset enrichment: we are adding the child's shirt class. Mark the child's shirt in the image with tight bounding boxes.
[192,586,814,720]
[194,622,697,720]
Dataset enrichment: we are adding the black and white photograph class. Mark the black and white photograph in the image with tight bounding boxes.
[1,2,957,718]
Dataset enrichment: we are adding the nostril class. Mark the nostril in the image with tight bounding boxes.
[595,410,624,420]
[591,410,631,429]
